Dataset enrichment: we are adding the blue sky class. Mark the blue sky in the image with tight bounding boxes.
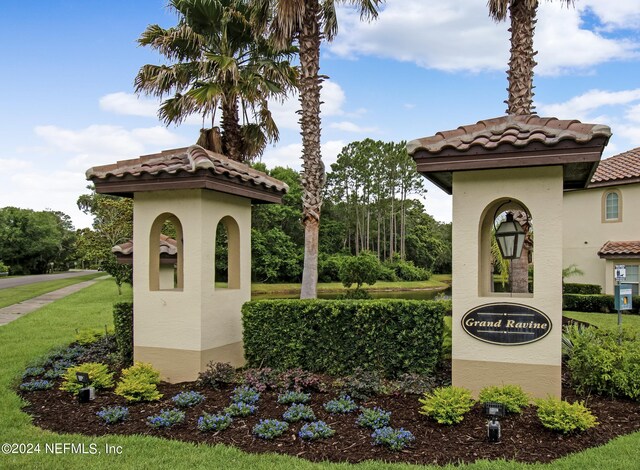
[3,0,640,228]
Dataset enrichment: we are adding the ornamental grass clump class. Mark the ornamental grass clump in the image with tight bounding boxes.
[324,395,358,414]
[19,379,53,391]
[299,421,335,440]
[478,384,530,414]
[230,386,260,404]
[536,397,598,434]
[372,427,416,450]
[418,386,475,425]
[147,408,185,428]
[60,363,114,395]
[224,402,257,417]
[172,390,205,408]
[253,419,288,440]
[282,404,316,423]
[197,413,233,432]
[277,390,311,405]
[356,407,391,429]
[114,362,162,403]
[96,406,129,424]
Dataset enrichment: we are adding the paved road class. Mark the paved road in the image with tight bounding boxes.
[0,270,99,290]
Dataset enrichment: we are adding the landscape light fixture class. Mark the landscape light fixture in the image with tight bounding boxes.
[495,213,526,260]
[76,372,93,403]
[484,402,505,443]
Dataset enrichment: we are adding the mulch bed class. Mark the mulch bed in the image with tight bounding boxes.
[19,371,640,466]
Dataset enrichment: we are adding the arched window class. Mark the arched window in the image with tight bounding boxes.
[149,213,183,291]
[214,216,240,289]
[480,199,533,297]
[603,190,621,222]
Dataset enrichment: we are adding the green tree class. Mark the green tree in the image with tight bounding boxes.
[338,251,381,290]
[253,0,383,298]
[77,189,133,294]
[0,207,77,275]
[136,0,297,162]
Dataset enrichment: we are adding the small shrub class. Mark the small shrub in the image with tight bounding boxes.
[19,379,53,391]
[339,368,384,401]
[394,373,436,395]
[418,386,475,425]
[197,362,236,389]
[356,407,391,429]
[60,363,114,395]
[536,397,598,434]
[172,391,205,408]
[478,384,529,414]
[75,328,111,345]
[22,367,45,378]
[147,408,185,428]
[562,294,614,313]
[253,419,288,439]
[282,404,316,422]
[224,402,257,417]
[278,368,323,392]
[563,283,601,295]
[242,368,279,392]
[197,413,233,432]
[385,259,431,282]
[114,362,162,403]
[299,421,335,440]
[339,251,381,289]
[230,386,260,404]
[277,390,311,405]
[324,395,358,414]
[113,301,133,366]
[96,406,129,424]
[371,426,416,450]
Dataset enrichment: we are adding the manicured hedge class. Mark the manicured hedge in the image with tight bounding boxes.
[113,301,133,366]
[563,294,640,314]
[242,299,446,378]
[563,283,602,295]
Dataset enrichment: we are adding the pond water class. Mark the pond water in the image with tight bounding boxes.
[252,286,452,301]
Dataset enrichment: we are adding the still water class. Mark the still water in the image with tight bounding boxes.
[252,287,452,301]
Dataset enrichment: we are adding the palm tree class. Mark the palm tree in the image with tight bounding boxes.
[487,0,574,115]
[135,0,297,162]
[252,0,383,298]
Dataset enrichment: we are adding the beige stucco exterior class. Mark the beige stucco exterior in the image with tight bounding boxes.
[563,183,640,294]
[452,166,563,398]
[132,189,250,383]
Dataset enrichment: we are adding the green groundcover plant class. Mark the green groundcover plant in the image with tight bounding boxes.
[478,384,530,414]
[60,362,114,395]
[114,362,163,403]
[536,397,598,434]
[418,386,476,425]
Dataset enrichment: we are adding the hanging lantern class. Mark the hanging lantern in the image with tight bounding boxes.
[495,213,525,260]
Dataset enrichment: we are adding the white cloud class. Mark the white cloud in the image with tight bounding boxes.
[537,89,640,121]
[329,0,637,76]
[99,92,159,117]
[581,0,640,29]
[329,121,377,133]
[0,158,33,172]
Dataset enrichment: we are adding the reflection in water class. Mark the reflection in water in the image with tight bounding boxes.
[252,287,451,301]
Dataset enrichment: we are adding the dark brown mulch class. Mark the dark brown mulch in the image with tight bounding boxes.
[19,374,640,466]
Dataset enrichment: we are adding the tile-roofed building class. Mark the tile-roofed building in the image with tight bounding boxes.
[86,145,288,203]
[407,115,611,194]
[598,241,640,259]
[590,147,640,187]
[112,235,177,265]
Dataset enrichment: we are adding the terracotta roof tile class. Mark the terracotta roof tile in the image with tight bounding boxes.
[598,241,640,258]
[112,234,177,257]
[86,145,288,196]
[407,115,611,155]
[591,148,640,184]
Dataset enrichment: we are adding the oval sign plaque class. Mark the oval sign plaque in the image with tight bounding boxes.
[461,303,552,346]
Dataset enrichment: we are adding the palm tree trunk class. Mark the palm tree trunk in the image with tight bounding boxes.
[221,97,244,162]
[506,0,538,115]
[299,0,324,299]
[510,247,530,293]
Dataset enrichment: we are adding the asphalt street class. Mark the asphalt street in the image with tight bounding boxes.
[0,270,99,289]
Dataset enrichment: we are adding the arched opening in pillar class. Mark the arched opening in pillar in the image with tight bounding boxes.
[479,198,533,297]
[214,216,240,289]
[149,213,183,291]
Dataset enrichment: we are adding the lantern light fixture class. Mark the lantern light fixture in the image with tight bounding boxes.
[495,213,525,260]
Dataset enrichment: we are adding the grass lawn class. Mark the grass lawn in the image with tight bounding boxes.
[251,274,451,295]
[563,311,640,330]
[0,273,105,309]
[1,278,639,469]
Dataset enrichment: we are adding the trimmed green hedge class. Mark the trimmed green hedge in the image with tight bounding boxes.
[113,301,133,366]
[563,283,602,295]
[563,294,640,314]
[242,299,446,378]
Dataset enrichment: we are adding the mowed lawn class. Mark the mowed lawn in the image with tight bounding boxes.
[1,278,640,469]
